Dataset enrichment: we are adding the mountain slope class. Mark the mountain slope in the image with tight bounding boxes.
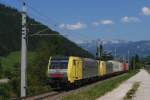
[0,4,93,58]
[0,4,94,97]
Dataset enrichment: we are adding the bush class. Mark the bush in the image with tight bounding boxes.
[0,84,11,100]
[27,42,52,95]
[0,59,3,78]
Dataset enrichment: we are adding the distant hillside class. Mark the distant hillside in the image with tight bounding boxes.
[79,39,150,57]
[0,4,93,58]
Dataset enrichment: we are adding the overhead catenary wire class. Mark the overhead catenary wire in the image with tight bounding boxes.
[27,7,86,41]
[0,0,91,43]
[26,5,69,37]
[26,4,84,38]
[26,3,60,29]
[27,5,60,25]
[0,0,90,43]
[17,0,59,32]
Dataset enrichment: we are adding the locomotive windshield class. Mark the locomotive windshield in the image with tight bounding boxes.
[50,60,68,69]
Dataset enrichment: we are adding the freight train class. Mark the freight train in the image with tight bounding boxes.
[47,56,128,88]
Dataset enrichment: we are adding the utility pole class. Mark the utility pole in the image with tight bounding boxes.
[114,48,117,59]
[123,55,125,63]
[128,50,130,66]
[133,54,136,70]
[21,0,27,97]
[96,41,100,59]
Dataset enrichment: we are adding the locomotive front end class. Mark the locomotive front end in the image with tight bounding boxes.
[48,56,69,88]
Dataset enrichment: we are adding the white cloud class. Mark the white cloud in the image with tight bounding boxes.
[59,24,65,28]
[92,22,99,26]
[100,20,114,25]
[59,22,86,30]
[121,16,140,23]
[92,19,114,26]
[142,7,150,15]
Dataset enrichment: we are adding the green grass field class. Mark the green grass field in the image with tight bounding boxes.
[1,51,36,72]
[0,51,37,98]
[62,71,138,100]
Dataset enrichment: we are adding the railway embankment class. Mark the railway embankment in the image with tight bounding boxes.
[132,69,150,100]
[62,71,138,100]
[96,69,150,100]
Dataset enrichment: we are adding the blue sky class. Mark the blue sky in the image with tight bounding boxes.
[0,0,150,43]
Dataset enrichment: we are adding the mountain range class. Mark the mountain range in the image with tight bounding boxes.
[79,39,150,57]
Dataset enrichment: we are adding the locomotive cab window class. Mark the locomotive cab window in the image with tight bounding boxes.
[50,60,68,69]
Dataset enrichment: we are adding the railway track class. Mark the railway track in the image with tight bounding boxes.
[17,90,65,100]
[20,89,74,100]
[17,84,93,100]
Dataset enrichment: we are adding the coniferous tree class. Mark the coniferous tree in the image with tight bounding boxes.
[130,56,134,70]
[130,54,141,70]
[0,59,2,78]
[135,54,141,69]
[100,44,104,60]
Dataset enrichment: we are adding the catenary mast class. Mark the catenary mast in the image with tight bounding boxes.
[21,0,27,97]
